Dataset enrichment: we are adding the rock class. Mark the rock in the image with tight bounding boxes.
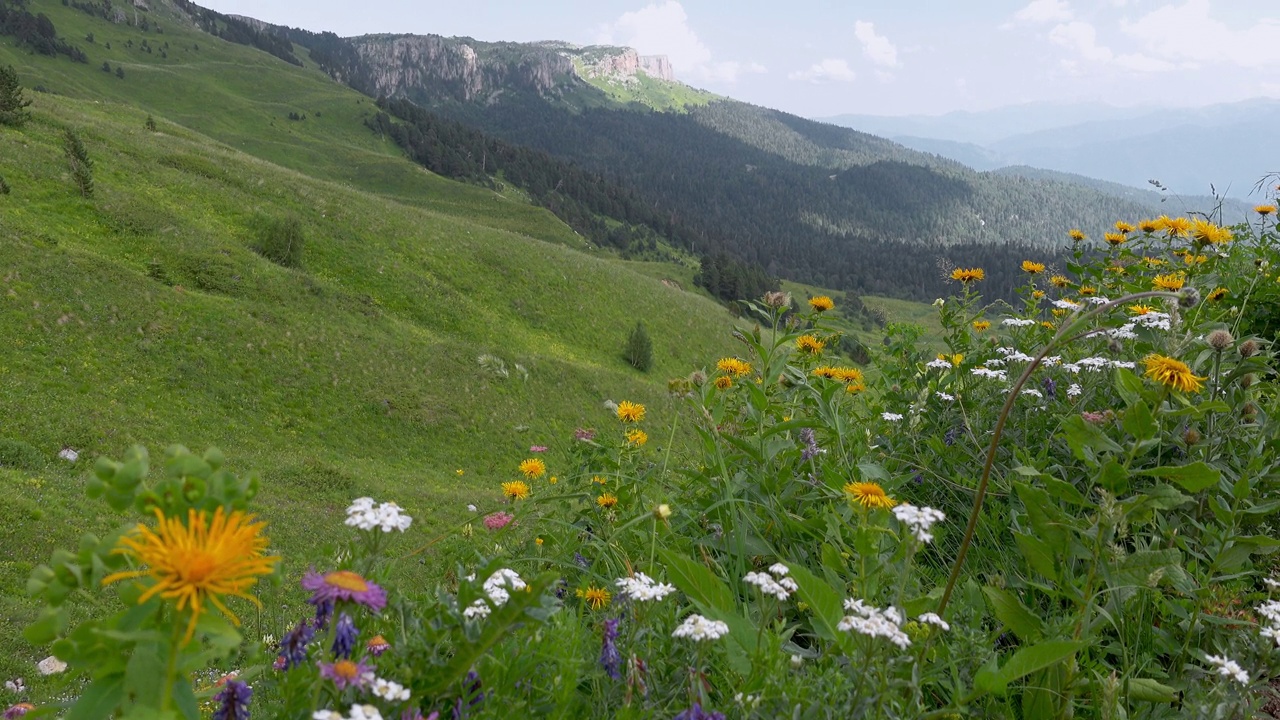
[37,656,66,675]
[57,448,78,462]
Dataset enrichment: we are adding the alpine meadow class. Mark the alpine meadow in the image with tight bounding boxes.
[3,0,1280,718]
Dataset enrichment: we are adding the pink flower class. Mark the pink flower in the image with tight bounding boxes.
[483,512,514,531]
[301,570,388,612]
[1081,411,1108,424]
[529,445,548,453]
[574,428,596,442]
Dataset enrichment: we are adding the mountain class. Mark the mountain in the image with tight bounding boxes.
[822,100,1280,197]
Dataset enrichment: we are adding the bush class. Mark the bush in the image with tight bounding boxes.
[0,438,45,470]
[623,320,653,371]
[251,216,305,268]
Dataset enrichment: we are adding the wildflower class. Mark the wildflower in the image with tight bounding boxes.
[1053,299,1080,310]
[501,480,530,500]
[278,620,315,670]
[456,469,464,476]
[616,401,645,423]
[1141,256,1166,267]
[833,367,865,383]
[809,295,834,312]
[1049,275,1071,288]
[577,585,612,610]
[102,507,279,644]
[483,512,513,530]
[591,475,608,485]
[844,382,866,394]
[796,335,825,353]
[212,679,252,720]
[654,504,672,520]
[844,482,897,509]
[743,569,798,601]
[936,391,955,402]
[1207,329,1234,351]
[4,705,35,719]
[345,497,413,533]
[1068,383,1082,398]
[319,658,375,691]
[1184,253,1208,266]
[716,357,752,376]
[1103,232,1126,246]
[477,568,526,608]
[1138,218,1159,233]
[1078,285,1097,296]
[518,458,546,479]
[672,614,730,641]
[626,429,648,446]
[917,612,950,631]
[574,428,596,442]
[1257,205,1277,216]
[1143,354,1205,393]
[762,290,791,309]
[600,618,622,679]
[1191,219,1232,245]
[302,570,387,613]
[1067,228,1086,241]
[1207,287,1227,302]
[367,635,390,656]
[891,504,946,544]
[332,613,358,659]
[950,267,985,283]
[616,572,677,601]
[1021,260,1045,274]
[713,375,732,390]
[1032,290,1046,299]
[799,427,825,462]
[838,599,910,648]
[1040,321,1055,330]
[1204,655,1249,685]
[1152,273,1186,291]
[597,493,619,509]
[673,703,726,720]
[1240,339,1260,358]
[972,319,991,331]
[1114,221,1135,234]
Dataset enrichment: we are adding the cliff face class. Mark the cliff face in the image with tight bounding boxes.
[574,47,675,83]
[637,55,673,82]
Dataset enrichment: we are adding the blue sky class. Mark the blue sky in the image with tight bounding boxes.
[199,0,1280,117]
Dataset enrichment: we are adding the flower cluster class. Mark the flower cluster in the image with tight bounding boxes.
[615,572,677,602]
[838,599,910,649]
[742,563,798,601]
[464,568,527,620]
[891,504,946,544]
[672,614,730,642]
[344,497,413,533]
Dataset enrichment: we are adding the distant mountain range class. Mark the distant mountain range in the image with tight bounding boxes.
[820,100,1280,200]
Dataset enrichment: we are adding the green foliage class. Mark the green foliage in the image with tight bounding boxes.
[251,215,306,269]
[0,173,9,195]
[623,320,653,372]
[0,437,44,470]
[0,63,32,126]
[62,127,92,197]
[144,114,156,132]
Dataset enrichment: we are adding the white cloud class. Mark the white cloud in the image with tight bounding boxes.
[594,2,763,83]
[854,21,898,68]
[1012,0,1074,25]
[1121,0,1280,68]
[788,58,857,84]
[1048,19,1174,72]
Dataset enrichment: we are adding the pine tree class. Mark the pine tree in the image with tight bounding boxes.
[0,65,33,127]
[623,321,653,372]
[63,129,93,198]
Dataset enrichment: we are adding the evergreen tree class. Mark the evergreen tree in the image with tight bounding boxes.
[623,321,653,372]
[0,174,10,195]
[0,65,33,127]
[145,115,156,132]
[63,129,93,198]
[115,66,125,79]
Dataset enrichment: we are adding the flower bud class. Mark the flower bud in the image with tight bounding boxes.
[1207,329,1234,351]
[1178,287,1200,308]
[1183,427,1201,445]
[654,504,672,521]
[1240,339,1260,358]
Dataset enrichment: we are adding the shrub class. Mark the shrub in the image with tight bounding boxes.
[623,320,653,371]
[144,115,156,132]
[0,438,45,470]
[251,215,305,268]
[63,128,93,198]
[0,174,10,195]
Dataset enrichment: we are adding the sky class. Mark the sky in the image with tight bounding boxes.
[198,0,1280,118]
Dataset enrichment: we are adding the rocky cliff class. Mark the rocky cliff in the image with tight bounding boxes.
[573,46,674,83]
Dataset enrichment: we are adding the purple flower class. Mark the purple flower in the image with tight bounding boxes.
[278,619,315,670]
[799,427,824,462]
[574,552,592,569]
[574,428,596,442]
[402,712,439,720]
[529,445,548,453]
[318,658,374,691]
[1043,377,1057,399]
[4,705,35,719]
[452,670,485,719]
[211,680,252,720]
[673,702,725,720]
[943,426,959,447]
[314,598,334,630]
[483,512,514,531]
[600,618,621,679]
[301,570,388,613]
[332,613,358,659]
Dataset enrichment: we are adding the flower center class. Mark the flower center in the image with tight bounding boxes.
[333,660,358,680]
[325,570,369,592]
[177,548,218,584]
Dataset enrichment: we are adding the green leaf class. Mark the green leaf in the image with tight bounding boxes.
[1015,483,1066,547]
[1126,677,1179,703]
[66,677,126,720]
[787,564,847,644]
[24,607,67,644]
[1122,400,1156,441]
[982,586,1043,641]
[659,549,735,613]
[1232,476,1251,501]
[1114,368,1144,406]
[1062,415,1123,463]
[1013,531,1057,583]
[1139,462,1220,493]
[995,640,1085,687]
[1098,460,1130,494]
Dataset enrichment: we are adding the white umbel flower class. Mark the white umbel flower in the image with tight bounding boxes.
[348,705,384,720]
[615,572,677,602]
[1204,654,1249,684]
[838,598,910,649]
[881,412,904,422]
[743,571,798,601]
[892,504,946,544]
[917,612,950,631]
[372,677,411,702]
[345,497,412,532]
[672,614,730,642]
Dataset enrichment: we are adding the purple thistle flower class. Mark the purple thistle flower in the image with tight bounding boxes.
[332,613,358,659]
[799,427,824,462]
[673,702,726,720]
[278,619,315,670]
[600,618,621,679]
[318,657,374,691]
[211,680,252,720]
[301,569,388,613]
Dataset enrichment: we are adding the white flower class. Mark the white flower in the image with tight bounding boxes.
[1264,577,1280,590]
[917,612,950,631]
[372,677,411,702]
[466,504,477,512]
[1061,363,1082,374]
[1067,383,1082,398]
[313,712,345,720]
[892,504,945,544]
[1261,626,1280,647]
[345,497,412,532]
[935,392,955,402]
[348,705,384,720]
[1256,600,1280,626]
[482,568,526,606]
[37,656,67,675]
[768,563,790,577]
[1204,654,1249,684]
[838,598,910,649]
[1087,296,1110,305]
[1021,388,1043,399]
[615,572,677,602]
[881,412,904,422]
[743,571,797,601]
[1053,299,1080,310]
[1002,318,1036,327]
[672,614,730,642]
[790,654,803,668]
[463,600,491,620]
[1110,361,1136,370]
[971,368,1008,380]
[925,358,953,370]
[57,448,79,462]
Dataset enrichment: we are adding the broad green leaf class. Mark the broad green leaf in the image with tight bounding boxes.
[1139,462,1220,493]
[1122,400,1156,441]
[659,550,735,613]
[1126,677,1179,703]
[982,586,1043,641]
[1062,415,1123,462]
[1013,531,1057,582]
[1015,483,1066,547]
[995,640,1085,686]
[1114,368,1144,406]
[1232,476,1251,501]
[787,564,847,644]
[1098,459,1130,494]
[67,677,126,720]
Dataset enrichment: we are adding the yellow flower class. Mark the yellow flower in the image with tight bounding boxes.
[844,382,866,394]
[1137,219,1160,233]
[1190,219,1232,245]
[950,267,985,283]
[626,429,648,446]
[1048,275,1072,288]
[1114,221,1135,234]
[1079,285,1097,296]
[1143,354,1205,393]
[576,585,611,610]
[833,367,865,383]
[519,458,546,479]
[1104,232,1127,246]
[1129,304,1155,315]
[1207,287,1228,302]
[455,469,465,476]
[616,401,646,423]
[591,475,608,484]
[716,357,753,377]
[1257,205,1277,216]
[1152,272,1186,291]
[1141,257,1166,267]
[1032,290,1046,299]
[812,366,839,379]
[1068,228,1087,242]
[535,537,544,546]
[549,476,558,484]
[502,480,530,500]
[1040,321,1055,330]
[714,375,733,390]
[103,507,278,645]
[809,295,835,312]
[1158,216,1192,238]
[972,320,991,332]
[796,335,825,354]
[1183,253,1207,266]
[597,493,619,509]
[1021,260,1046,274]
[937,353,963,367]
[1051,308,1067,318]
[843,482,897,509]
